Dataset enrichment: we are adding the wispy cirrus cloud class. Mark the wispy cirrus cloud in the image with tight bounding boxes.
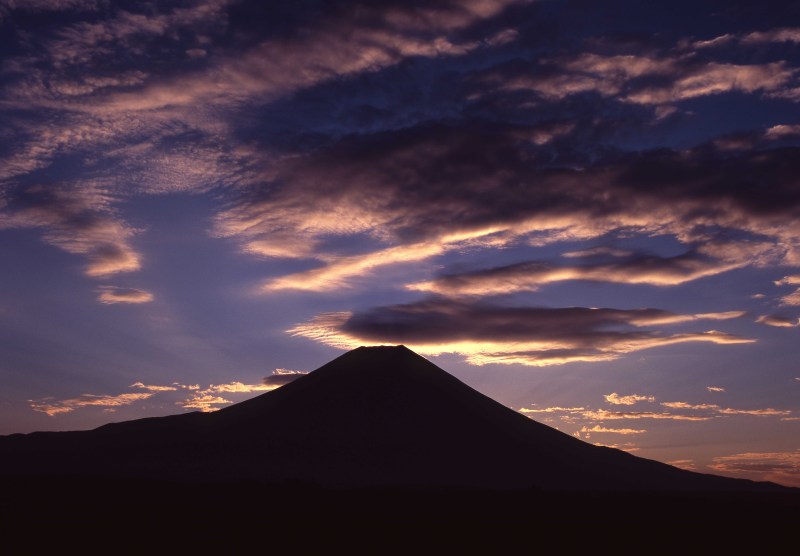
[408,251,747,295]
[707,386,726,393]
[290,299,752,366]
[492,49,797,106]
[3,1,800,306]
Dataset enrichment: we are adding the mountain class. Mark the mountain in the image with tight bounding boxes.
[0,345,787,492]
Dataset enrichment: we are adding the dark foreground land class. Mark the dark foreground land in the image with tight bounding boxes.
[2,477,798,551]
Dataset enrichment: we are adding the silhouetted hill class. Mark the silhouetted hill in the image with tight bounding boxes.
[0,346,791,492]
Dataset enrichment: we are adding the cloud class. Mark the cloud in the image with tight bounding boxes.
[776,275,800,286]
[715,407,791,416]
[580,425,646,435]
[97,287,154,305]
[780,289,800,306]
[756,314,799,328]
[706,386,726,392]
[176,380,279,412]
[408,251,749,295]
[493,49,796,106]
[604,393,656,406]
[579,409,712,421]
[0,186,141,277]
[29,392,154,417]
[519,406,585,414]
[211,117,800,297]
[742,28,800,44]
[1,0,523,286]
[262,368,308,387]
[30,377,281,416]
[130,382,177,392]
[179,394,232,413]
[709,450,800,487]
[661,402,720,410]
[290,298,754,366]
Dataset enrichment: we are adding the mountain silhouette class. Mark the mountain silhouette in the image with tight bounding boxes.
[0,346,788,491]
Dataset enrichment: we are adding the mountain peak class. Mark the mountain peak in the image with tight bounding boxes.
[0,345,788,493]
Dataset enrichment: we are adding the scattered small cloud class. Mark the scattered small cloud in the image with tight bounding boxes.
[130,382,177,392]
[661,401,720,410]
[98,287,154,305]
[756,314,798,328]
[604,393,656,406]
[176,380,282,412]
[180,394,232,412]
[706,386,726,392]
[30,376,290,416]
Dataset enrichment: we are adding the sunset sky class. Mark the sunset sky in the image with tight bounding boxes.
[1,0,799,487]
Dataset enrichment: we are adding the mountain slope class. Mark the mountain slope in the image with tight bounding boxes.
[0,346,786,491]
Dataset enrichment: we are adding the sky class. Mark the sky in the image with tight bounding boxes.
[1,0,799,487]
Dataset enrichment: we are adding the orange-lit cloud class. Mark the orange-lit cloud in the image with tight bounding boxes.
[31,376,289,416]
[579,409,712,421]
[660,401,720,410]
[519,406,585,414]
[130,382,177,392]
[98,286,154,305]
[176,380,282,412]
[780,289,800,306]
[709,450,800,487]
[715,407,791,416]
[756,314,799,328]
[180,394,232,412]
[29,392,154,416]
[0,186,141,277]
[407,252,747,295]
[706,386,726,392]
[289,300,754,367]
[604,393,656,406]
[580,425,646,435]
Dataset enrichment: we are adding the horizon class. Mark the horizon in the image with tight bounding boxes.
[1,0,799,488]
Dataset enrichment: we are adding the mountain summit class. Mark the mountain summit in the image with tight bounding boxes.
[0,346,784,491]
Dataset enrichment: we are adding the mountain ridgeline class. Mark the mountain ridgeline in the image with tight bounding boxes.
[0,346,787,492]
